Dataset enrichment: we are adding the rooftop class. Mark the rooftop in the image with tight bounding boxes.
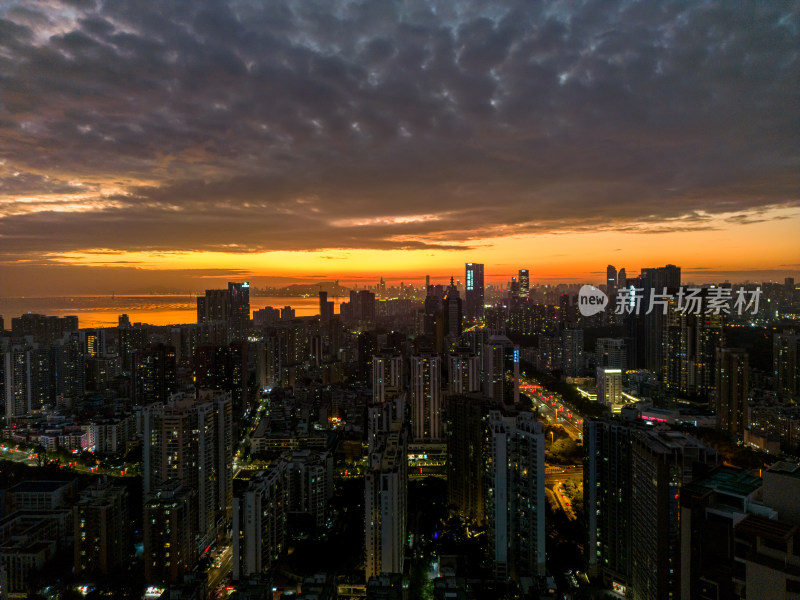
[689,466,763,498]
[7,480,71,494]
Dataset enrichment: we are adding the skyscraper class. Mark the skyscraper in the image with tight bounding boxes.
[142,391,233,551]
[73,480,129,577]
[144,481,197,585]
[584,418,634,588]
[486,410,545,579]
[715,348,749,437]
[518,269,530,297]
[232,463,288,581]
[442,278,463,337]
[607,265,617,293]
[410,352,442,442]
[196,282,251,343]
[448,348,480,395]
[446,394,487,525]
[410,353,442,441]
[630,430,716,600]
[595,338,627,369]
[773,331,799,399]
[228,281,251,342]
[465,263,485,321]
[372,350,403,403]
[365,421,408,579]
[639,265,681,374]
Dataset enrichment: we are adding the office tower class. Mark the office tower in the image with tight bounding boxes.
[715,348,749,437]
[618,268,627,289]
[142,392,233,550]
[630,430,716,600]
[448,349,480,395]
[773,331,799,399]
[596,338,627,369]
[561,328,584,378]
[518,269,530,297]
[144,481,197,585]
[410,353,442,441]
[606,265,617,295]
[372,351,403,403]
[365,420,408,579]
[73,480,129,577]
[597,367,623,408]
[465,263,485,321]
[486,410,545,579]
[446,394,488,525]
[584,418,634,588]
[425,275,430,289]
[639,264,681,372]
[442,278,463,338]
[232,463,288,581]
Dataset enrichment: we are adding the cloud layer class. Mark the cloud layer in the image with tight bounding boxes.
[0,0,798,264]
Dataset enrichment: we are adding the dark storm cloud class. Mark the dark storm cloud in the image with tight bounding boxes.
[0,0,798,259]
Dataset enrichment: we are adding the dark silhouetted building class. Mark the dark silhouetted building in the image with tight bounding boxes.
[465,263,484,321]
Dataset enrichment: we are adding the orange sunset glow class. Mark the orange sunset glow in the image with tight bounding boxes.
[0,0,797,294]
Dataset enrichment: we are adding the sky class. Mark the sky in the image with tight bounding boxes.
[0,0,798,294]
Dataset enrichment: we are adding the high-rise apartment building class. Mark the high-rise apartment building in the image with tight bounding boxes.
[465,263,485,321]
[142,391,233,551]
[144,481,197,585]
[773,331,799,399]
[446,394,488,525]
[639,264,681,373]
[596,338,626,370]
[196,282,251,343]
[372,351,403,403]
[365,421,408,579]
[485,410,545,580]
[410,353,442,441]
[3,345,51,417]
[715,348,749,437]
[584,418,634,588]
[630,430,716,600]
[448,348,480,395]
[232,463,288,581]
[73,480,129,577]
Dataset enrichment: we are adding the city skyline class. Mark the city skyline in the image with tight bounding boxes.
[1,0,798,294]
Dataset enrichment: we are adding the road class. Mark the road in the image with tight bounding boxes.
[520,377,584,439]
[207,545,233,595]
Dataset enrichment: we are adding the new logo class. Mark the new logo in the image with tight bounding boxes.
[578,284,608,317]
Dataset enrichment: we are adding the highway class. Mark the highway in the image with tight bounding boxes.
[519,377,584,440]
